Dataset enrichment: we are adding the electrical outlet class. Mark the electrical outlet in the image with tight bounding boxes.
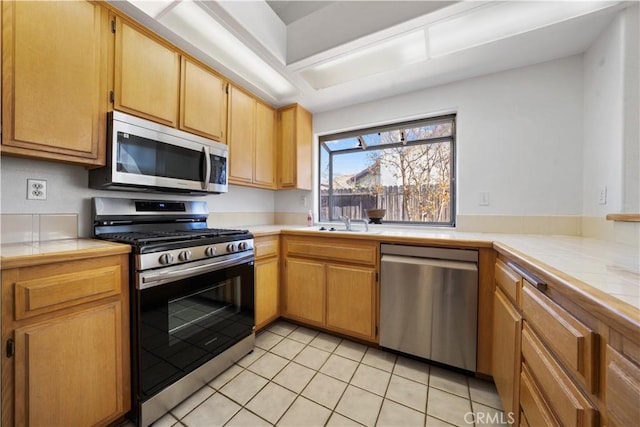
[27,179,47,200]
[479,191,490,206]
[598,185,607,205]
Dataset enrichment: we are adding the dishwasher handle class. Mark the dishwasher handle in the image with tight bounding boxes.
[381,254,477,271]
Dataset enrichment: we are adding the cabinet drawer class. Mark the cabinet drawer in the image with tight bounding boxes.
[254,236,279,260]
[605,345,640,427]
[13,264,121,320]
[521,323,597,427]
[522,281,598,392]
[495,259,521,305]
[285,238,377,265]
[520,364,560,427]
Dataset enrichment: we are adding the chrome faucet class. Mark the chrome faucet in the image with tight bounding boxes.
[338,215,351,231]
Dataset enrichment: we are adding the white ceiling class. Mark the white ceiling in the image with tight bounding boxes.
[265,1,335,25]
[110,1,627,114]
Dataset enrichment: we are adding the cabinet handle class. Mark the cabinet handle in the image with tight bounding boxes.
[6,339,15,358]
[507,261,547,291]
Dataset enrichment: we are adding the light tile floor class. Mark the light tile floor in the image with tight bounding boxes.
[129,321,505,427]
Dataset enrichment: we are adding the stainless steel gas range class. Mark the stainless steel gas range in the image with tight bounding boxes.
[92,197,255,426]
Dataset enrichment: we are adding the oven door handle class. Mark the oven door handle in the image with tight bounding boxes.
[139,253,253,290]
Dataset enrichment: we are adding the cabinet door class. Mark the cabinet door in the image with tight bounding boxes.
[228,86,255,184]
[278,106,297,188]
[1,0,110,165]
[255,257,279,330]
[180,57,227,142]
[606,345,640,427]
[492,288,522,425]
[283,258,325,325]
[254,102,277,188]
[114,17,179,126]
[14,302,125,426]
[277,105,312,190]
[326,264,376,340]
[295,106,313,190]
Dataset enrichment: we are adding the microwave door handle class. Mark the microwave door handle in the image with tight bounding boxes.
[201,146,211,190]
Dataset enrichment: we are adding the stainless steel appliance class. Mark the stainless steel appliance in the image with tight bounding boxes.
[89,111,228,194]
[92,197,254,426]
[380,244,478,372]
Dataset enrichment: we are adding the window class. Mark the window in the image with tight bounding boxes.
[319,114,455,226]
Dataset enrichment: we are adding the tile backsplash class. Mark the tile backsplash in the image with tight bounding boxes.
[1,214,78,244]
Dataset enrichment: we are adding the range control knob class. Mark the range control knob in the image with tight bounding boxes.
[238,241,248,251]
[226,243,237,253]
[158,253,174,265]
[205,246,217,257]
[178,250,192,262]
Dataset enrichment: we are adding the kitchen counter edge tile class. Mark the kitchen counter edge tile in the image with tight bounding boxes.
[0,239,131,270]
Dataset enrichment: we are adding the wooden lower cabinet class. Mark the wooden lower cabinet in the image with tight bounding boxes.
[519,364,559,426]
[605,345,640,426]
[283,258,325,326]
[14,302,124,426]
[255,257,279,330]
[326,264,376,339]
[521,323,597,426]
[492,288,522,426]
[1,252,130,426]
[254,235,280,330]
[282,236,379,342]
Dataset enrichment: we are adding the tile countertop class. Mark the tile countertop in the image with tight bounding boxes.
[1,226,637,327]
[249,225,640,315]
[0,239,131,269]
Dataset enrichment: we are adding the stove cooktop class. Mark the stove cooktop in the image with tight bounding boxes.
[98,228,252,254]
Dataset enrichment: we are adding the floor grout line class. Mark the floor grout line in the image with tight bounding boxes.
[160,321,503,427]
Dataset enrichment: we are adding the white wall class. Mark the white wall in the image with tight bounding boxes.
[0,156,275,237]
[583,5,639,216]
[583,11,625,216]
[309,55,585,217]
[623,5,640,213]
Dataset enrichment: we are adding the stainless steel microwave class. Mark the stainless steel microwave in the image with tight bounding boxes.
[89,111,228,194]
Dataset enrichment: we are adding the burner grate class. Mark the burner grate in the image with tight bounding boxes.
[99,228,249,245]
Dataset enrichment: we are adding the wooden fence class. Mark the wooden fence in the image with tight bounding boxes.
[320,185,450,223]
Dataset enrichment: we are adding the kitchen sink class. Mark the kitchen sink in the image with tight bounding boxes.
[315,226,380,234]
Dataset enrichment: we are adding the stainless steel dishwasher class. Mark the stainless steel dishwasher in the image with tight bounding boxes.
[380,244,478,372]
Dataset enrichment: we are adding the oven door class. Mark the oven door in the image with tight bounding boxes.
[132,255,254,402]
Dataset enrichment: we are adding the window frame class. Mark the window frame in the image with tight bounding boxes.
[318,114,457,227]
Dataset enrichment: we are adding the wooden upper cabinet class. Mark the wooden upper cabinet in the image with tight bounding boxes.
[180,57,227,142]
[278,104,313,190]
[254,101,277,188]
[228,85,276,189]
[114,16,179,126]
[228,85,255,184]
[1,0,111,166]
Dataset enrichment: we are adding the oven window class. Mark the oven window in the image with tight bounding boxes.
[136,263,254,400]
